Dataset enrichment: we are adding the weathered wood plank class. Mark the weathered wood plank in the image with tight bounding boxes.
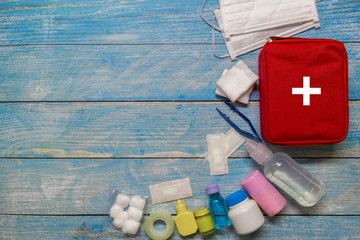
[0,43,358,101]
[0,157,358,215]
[0,102,358,158]
[0,215,358,239]
[0,0,359,45]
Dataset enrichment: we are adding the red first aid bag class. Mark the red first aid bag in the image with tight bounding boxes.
[259,37,349,145]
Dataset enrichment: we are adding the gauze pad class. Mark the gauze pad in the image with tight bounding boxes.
[205,128,245,161]
[149,178,193,204]
[216,69,256,104]
[207,133,228,175]
[216,60,258,103]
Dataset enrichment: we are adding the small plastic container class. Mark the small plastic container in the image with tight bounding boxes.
[193,207,216,235]
[245,139,324,207]
[241,170,287,216]
[207,184,231,229]
[225,190,264,235]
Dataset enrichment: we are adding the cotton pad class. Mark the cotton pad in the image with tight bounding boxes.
[127,206,144,222]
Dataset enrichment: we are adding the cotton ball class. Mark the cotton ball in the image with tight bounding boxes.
[113,211,128,229]
[127,206,144,222]
[116,193,130,208]
[129,195,146,210]
[122,220,140,235]
[109,204,123,219]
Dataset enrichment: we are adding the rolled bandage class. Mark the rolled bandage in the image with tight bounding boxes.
[129,195,146,210]
[116,193,131,208]
[109,204,123,219]
[127,206,144,222]
[113,211,128,229]
[122,219,141,235]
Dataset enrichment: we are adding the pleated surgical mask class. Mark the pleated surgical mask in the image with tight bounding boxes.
[214,9,319,60]
[220,0,319,39]
[200,0,321,60]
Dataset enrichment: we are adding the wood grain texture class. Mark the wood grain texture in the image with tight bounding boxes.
[0,43,358,101]
[0,0,359,45]
[0,215,358,239]
[0,102,359,158]
[0,157,358,215]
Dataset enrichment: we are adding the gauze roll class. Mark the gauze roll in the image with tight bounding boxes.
[122,220,141,235]
[216,60,258,103]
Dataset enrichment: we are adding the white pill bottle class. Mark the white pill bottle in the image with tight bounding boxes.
[225,190,264,235]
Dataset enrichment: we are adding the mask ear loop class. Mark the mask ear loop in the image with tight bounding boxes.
[200,0,222,31]
[212,16,230,59]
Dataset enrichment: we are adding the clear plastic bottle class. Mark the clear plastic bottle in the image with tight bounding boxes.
[206,184,231,229]
[245,140,324,207]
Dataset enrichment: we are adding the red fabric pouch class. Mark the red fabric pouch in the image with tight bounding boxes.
[258,37,348,145]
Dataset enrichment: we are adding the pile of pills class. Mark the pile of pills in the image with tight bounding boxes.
[109,193,146,235]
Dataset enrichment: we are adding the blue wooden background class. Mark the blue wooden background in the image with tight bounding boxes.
[0,0,359,239]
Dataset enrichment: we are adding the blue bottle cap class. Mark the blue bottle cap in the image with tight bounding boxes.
[225,190,248,207]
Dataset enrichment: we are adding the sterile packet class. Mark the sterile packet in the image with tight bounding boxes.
[107,189,148,237]
[149,177,193,204]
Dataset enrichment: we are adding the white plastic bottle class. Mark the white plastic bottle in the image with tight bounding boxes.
[225,190,264,235]
[245,140,324,207]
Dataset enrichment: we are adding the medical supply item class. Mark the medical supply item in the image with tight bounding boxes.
[217,100,262,142]
[241,170,287,216]
[207,184,231,229]
[116,193,131,208]
[149,178,193,204]
[108,190,147,236]
[225,190,265,235]
[215,60,258,103]
[259,37,348,145]
[216,69,255,104]
[122,219,141,235]
[207,133,228,175]
[205,128,245,163]
[245,139,324,207]
[145,211,175,240]
[130,195,146,210]
[201,0,320,60]
[109,203,124,219]
[174,200,198,237]
[127,207,144,222]
[193,207,216,235]
[113,211,128,229]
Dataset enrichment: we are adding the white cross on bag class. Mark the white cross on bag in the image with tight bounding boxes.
[292,76,321,106]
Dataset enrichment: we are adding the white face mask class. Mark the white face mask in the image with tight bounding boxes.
[201,0,320,60]
[214,8,319,60]
[220,0,319,39]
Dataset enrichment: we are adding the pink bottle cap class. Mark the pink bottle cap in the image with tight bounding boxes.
[241,170,287,217]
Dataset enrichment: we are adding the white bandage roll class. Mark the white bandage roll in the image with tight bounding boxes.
[122,220,140,235]
[127,206,144,222]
